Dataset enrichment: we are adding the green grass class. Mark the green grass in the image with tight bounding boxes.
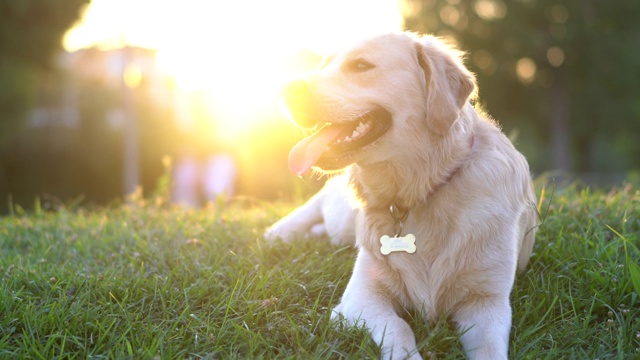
[1,179,639,359]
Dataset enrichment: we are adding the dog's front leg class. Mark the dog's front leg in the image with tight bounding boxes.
[265,174,354,243]
[264,190,325,242]
[332,250,421,360]
[452,296,511,360]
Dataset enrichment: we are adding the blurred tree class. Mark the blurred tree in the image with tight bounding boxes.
[0,0,89,211]
[0,0,89,137]
[0,48,185,213]
[403,0,640,173]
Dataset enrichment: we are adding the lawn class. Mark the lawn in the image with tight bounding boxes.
[1,178,639,359]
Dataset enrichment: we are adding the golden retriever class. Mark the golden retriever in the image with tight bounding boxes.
[265,32,537,360]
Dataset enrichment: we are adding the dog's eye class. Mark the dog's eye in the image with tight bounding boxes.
[345,59,375,72]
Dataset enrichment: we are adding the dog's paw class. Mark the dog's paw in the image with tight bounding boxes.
[310,223,327,237]
[263,229,292,243]
[263,223,326,243]
[263,224,288,242]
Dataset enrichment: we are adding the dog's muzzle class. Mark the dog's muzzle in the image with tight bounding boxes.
[282,79,317,128]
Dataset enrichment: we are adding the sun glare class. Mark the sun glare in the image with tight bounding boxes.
[64,0,404,136]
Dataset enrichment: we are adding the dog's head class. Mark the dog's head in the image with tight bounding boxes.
[284,33,476,176]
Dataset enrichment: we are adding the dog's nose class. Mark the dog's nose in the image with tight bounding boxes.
[282,80,316,128]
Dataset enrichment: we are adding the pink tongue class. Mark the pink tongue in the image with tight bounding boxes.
[288,125,345,175]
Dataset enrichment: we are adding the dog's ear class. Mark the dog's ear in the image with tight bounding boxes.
[416,39,476,134]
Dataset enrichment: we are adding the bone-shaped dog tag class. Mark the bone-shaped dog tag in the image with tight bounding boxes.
[380,234,416,255]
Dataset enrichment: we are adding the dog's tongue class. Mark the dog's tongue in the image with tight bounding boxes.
[288,125,344,176]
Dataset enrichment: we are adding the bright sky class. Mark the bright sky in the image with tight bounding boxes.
[64,0,404,131]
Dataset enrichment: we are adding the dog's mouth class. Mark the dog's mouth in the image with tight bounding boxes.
[288,107,392,175]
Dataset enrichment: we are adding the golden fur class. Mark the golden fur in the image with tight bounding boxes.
[265,32,537,360]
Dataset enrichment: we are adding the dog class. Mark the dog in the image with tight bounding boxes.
[265,32,537,360]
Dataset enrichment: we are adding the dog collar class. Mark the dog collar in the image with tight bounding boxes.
[389,133,474,216]
[424,134,475,198]
[389,203,409,237]
[380,134,474,255]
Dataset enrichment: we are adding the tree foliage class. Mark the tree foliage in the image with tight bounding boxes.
[404,0,640,172]
[0,0,89,135]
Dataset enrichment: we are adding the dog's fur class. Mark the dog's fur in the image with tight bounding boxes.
[265,32,537,360]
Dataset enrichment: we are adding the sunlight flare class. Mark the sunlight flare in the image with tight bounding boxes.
[64,0,404,134]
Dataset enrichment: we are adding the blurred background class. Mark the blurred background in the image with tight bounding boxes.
[0,0,638,213]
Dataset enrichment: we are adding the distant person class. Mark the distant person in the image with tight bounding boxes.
[202,153,237,202]
[171,152,200,207]
[172,150,237,207]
